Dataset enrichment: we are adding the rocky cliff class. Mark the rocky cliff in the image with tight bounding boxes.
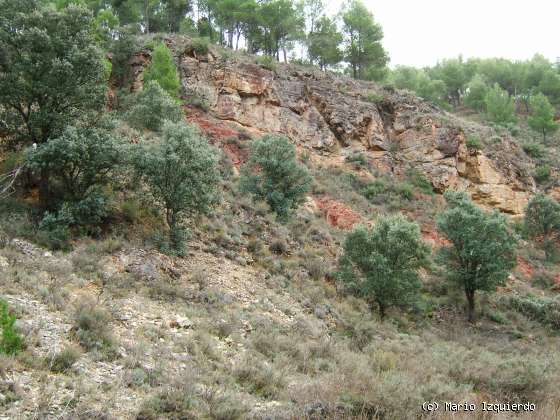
[129,37,535,215]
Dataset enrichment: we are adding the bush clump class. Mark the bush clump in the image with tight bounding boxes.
[255,55,277,71]
[337,214,430,318]
[126,81,183,132]
[240,135,312,219]
[0,300,24,355]
[506,294,560,330]
[524,193,560,260]
[190,37,210,55]
[534,165,551,184]
[522,142,545,159]
[49,346,81,373]
[133,122,221,255]
[466,135,483,151]
[72,301,118,360]
[143,42,180,97]
[345,152,368,168]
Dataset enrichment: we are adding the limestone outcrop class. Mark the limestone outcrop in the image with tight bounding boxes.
[131,38,536,215]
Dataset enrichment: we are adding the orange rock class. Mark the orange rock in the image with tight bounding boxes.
[515,256,534,278]
[314,197,362,230]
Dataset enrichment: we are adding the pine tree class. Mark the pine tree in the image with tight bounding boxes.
[528,93,559,143]
[342,0,388,80]
[484,83,516,125]
[464,74,488,111]
[143,42,181,97]
[307,16,342,70]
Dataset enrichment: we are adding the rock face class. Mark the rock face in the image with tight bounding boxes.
[133,38,536,215]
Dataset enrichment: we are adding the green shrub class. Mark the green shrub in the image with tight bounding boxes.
[486,310,508,324]
[345,152,368,168]
[133,122,221,255]
[531,270,555,289]
[534,165,551,184]
[110,30,139,85]
[507,294,560,329]
[49,346,81,373]
[394,182,414,200]
[524,193,560,260]
[126,81,183,132]
[121,199,143,224]
[191,37,210,55]
[143,42,180,97]
[256,55,277,71]
[485,84,516,125]
[0,300,24,355]
[466,135,483,151]
[508,124,520,137]
[362,179,388,200]
[36,193,111,249]
[522,143,545,159]
[37,207,74,251]
[27,126,123,209]
[337,214,430,318]
[240,135,312,219]
[138,387,199,419]
[185,94,210,111]
[365,93,384,104]
[269,240,287,255]
[233,357,285,398]
[406,169,433,194]
[73,301,118,360]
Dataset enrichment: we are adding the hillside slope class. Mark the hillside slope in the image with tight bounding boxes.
[143,36,536,215]
[1,35,560,420]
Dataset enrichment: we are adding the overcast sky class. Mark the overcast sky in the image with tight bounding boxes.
[326,0,560,68]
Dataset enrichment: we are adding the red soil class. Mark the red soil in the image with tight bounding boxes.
[314,197,362,230]
[515,256,534,278]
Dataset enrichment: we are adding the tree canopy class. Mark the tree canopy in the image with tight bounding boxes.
[342,0,388,80]
[240,135,312,219]
[0,1,106,145]
[337,214,429,318]
[437,192,518,322]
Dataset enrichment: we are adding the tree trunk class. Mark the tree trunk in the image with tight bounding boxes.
[144,0,150,34]
[465,288,476,323]
[228,29,234,49]
[282,47,287,63]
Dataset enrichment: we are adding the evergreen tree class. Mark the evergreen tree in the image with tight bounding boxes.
[240,135,312,218]
[428,58,468,107]
[307,16,342,70]
[133,121,221,254]
[143,42,181,97]
[524,194,560,260]
[125,81,183,131]
[342,0,388,80]
[484,83,517,125]
[528,93,559,143]
[337,215,429,319]
[0,1,107,146]
[464,74,488,112]
[437,192,517,322]
[94,8,120,45]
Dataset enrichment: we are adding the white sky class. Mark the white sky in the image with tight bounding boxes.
[326,0,560,68]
